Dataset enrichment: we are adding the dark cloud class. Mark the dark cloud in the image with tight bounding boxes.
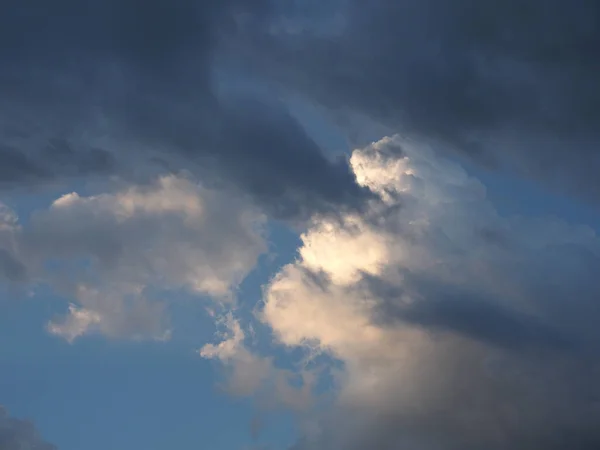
[363,274,576,355]
[8,0,597,214]
[0,407,56,450]
[295,271,600,450]
[0,141,115,189]
[401,293,575,353]
[3,1,599,209]
[0,0,371,219]
[248,0,600,203]
[0,249,27,283]
[348,237,600,449]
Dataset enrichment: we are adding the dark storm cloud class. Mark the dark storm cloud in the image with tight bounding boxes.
[0,0,371,219]
[248,0,600,202]
[0,407,56,450]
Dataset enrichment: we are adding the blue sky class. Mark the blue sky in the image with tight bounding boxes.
[1,2,600,450]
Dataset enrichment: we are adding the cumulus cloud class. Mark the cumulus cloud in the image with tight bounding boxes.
[261,136,600,450]
[0,407,55,450]
[0,0,371,220]
[1,174,267,341]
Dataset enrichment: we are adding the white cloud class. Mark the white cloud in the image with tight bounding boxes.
[3,174,267,341]
[262,136,600,449]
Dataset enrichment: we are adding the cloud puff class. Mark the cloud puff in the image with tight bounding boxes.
[0,407,55,450]
[261,136,600,449]
[200,313,315,411]
[248,0,600,204]
[0,0,371,220]
[2,174,267,341]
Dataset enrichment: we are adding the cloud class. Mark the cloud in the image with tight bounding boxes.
[3,1,599,217]
[261,136,600,449]
[0,407,56,450]
[2,173,267,341]
[0,204,25,284]
[247,0,600,204]
[0,0,371,220]
[4,0,600,444]
[200,313,315,411]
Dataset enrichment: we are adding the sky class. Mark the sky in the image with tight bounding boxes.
[1,1,600,450]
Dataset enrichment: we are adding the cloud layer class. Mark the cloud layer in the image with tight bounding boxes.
[0,0,371,220]
[4,1,599,215]
[261,136,600,450]
[244,0,600,203]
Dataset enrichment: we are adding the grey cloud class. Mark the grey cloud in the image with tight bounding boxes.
[0,141,115,189]
[0,204,25,284]
[397,287,574,354]
[0,407,56,450]
[0,0,371,219]
[249,0,600,203]
[3,0,599,212]
[0,146,48,185]
[271,137,600,450]
[210,96,374,219]
[361,273,575,355]
[0,249,26,283]
[347,245,600,449]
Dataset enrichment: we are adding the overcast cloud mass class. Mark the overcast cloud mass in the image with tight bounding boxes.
[1,1,599,450]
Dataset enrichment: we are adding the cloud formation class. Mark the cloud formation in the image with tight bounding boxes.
[4,1,598,215]
[247,0,600,203]
[3,1,600,447]
[1,174,267,341]
[200,313,315,411]
[3,0,600,217]
[0,0,371,220]
[261,136,600,450]
[0,407,55,450]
